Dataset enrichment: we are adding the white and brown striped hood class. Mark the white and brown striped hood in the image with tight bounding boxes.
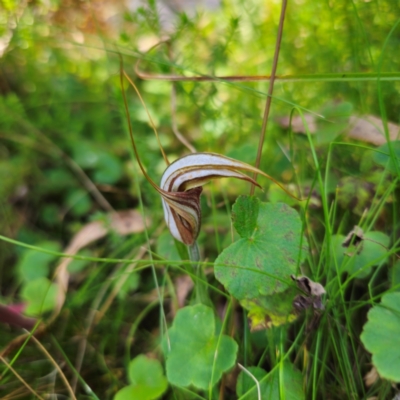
[159,153,267,245]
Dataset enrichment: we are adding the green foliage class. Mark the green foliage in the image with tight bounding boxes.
[21,277,58,316]
[392,260,400,291]
[65,189,92,217]
[1,0,400,398]
[215,196,306,299]
[361,292,400,382]
[314,102,354,144]
[215,197,306,327]
[114,355,168,400]
[17,241,60,282]
[165,304,238,390]
[156,231,182,261]
[71,143,124,185]
[236,363,304,400]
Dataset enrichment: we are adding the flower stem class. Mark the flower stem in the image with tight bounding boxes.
[188,242,210,305]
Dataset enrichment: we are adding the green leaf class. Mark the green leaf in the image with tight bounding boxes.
[156,231,182,261]
[232,195,259,238]
[65,189,92,217]
[165,304,238,390]
[71,142,100,169]
[242,288,298,329]
[17,241,61,282]
[114,355,168,400]
[331,232,390,278]
[392,260,400,292]
[93,152,123,185]
[237,366,267,398]
[361,292,400,382]
[21,277,58,316]
[236,363,304,400]
[215,198,306,300]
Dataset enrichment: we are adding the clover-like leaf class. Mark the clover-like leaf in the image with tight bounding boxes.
[21,277,58,316]
[114,355,168,400]
[215,197,307,300]
[361,292,400,382]
[17,241,61,282]
[165,304,238,390]
[236,362,304,400]
[331,231,390,278]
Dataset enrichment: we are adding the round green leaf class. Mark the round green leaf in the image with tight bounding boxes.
[215,198,307,300]
[17,241,61,282]
[114,355,168,400]
[232,195,259,239]
[165,304,238,390]
[361,292,400,382]
[21,277,58,316]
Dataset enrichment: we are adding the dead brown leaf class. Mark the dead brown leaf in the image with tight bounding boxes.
[174,275,194,310]
[278,112,400,145]
[54,210,149,318]
[364,366,379,387]
[277,114,317,134]
[348,115,400,145]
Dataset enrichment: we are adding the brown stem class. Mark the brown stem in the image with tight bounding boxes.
[250,0,288,195]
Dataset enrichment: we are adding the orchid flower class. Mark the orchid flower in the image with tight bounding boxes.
[120,66,296,247]
[161,153,268,245]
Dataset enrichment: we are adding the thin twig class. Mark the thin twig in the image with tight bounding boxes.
[0,355,46,400]
[25,332,77,400]
[133,39,399,83]
[250,0,288,195]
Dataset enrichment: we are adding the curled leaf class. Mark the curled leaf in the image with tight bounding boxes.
[290,275,326,312]
[342,225,364,255]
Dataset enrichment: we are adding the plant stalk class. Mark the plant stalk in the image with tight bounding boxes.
[188,242,210,305]
[250,0,288,195]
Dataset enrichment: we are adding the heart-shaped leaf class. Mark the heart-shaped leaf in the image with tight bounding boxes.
[165,304,238,390]
[215,197,307,300]
[114,355,168,400]
[361,292,400,382]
